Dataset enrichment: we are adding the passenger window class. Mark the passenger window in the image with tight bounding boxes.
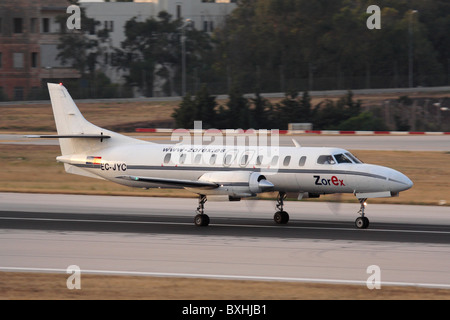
[298,156,306,166]
[317,155,335,165]
[164,153,171,164]
[179,153,186,164]
[224,154,233,165]
[210,154,217,165]
[283,156,291,166]
[240,154,249,166]
[194,154,202,164]
[256,155,263,166]
[334,153,353,164]
[271,156,279,166]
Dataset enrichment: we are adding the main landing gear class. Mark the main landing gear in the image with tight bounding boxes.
[194,194,210,227]
[355,198,370,229]
[192,193,370,229]
[194,192,291,227]
[274,192,289,224]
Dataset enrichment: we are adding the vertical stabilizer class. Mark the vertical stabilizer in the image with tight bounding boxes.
[47,83,139,156]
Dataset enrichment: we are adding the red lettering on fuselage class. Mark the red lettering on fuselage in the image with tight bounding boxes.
[314,175,345,186]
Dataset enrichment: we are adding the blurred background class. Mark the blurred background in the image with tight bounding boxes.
[0,0,449,131]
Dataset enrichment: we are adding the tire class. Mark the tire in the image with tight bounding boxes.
[363,217,369,229]
[194,214,209,227]
[274,211,289,224]
[355,217,369,229]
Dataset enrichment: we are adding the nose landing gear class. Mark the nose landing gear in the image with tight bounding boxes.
[274,192,289,224]
[194,194,210,227]
[355,198,369,229]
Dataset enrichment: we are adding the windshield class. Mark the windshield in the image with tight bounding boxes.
[334,153,353,164]
[345,152,363,163]
[317,152,364,165]
[332,152,364,164]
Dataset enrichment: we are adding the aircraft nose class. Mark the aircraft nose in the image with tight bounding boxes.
[388,169,413,192]
[404,175,413,190]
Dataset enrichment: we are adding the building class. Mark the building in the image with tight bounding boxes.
[81,0,237,90]
[0,0,79,101]
[155,0,237,33]
[80,2,157,85]
[0,0,237,100]
[81,0,237,34]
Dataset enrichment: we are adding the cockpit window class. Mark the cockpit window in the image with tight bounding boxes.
[334,153,353,164]
[317,155,335,165]
[345,152,363,164]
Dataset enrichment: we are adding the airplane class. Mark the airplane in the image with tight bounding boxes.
[29,83,413,229]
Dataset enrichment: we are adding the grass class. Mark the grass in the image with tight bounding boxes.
[0,100,179,133]
[1,272,449,300]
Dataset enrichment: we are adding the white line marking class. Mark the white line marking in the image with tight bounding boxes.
[1,216,449,235]
[1,266,449,289]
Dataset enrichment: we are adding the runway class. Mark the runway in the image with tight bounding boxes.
[1,133,449,151]
[1,193,449,288]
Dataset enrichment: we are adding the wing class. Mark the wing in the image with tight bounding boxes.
[116,175,218,189]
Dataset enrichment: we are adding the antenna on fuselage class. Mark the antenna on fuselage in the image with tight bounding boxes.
[292,139,301,148]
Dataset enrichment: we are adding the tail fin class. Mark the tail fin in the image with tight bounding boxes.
[48,83,137,156]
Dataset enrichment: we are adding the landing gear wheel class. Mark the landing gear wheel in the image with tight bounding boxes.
[355,198,370,229]
[194,195,209,227]
[274,192,289,224]
[355,216,369,229]
[194,214,210,227]
[274,211,289,224]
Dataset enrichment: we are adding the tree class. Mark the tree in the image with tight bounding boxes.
[172,92,196,128]
[313,91,362,129]
[250,93,271,129]
[298,91,312,122]
[339,111,388,131]
[194,85,217,129]
[224,86,251,129]
[116,11,213,97]
[273,90,313,129]
[212,0,449,91]
[172,86,217,129]
[57,1,108,78]
[276,90,301,129]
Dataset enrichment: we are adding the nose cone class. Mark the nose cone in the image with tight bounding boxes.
[388,169,413,193]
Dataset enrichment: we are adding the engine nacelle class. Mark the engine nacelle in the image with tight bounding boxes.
[190,171,274,198]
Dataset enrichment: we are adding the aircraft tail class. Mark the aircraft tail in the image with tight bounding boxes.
[47,83,137,156]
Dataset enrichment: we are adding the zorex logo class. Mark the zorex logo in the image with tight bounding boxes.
[314,175,345,186]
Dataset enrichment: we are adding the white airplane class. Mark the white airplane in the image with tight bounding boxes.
[30,83,413,229]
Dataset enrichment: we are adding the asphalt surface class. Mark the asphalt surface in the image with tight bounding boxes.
[1,193,449,288]
[1,210,449,244]
[1,133,449,151]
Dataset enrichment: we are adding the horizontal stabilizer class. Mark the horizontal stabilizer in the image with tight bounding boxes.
[26,134,111,139]
[117,175,218,189]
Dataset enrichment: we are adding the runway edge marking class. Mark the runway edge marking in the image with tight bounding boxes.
[1,267,450,290]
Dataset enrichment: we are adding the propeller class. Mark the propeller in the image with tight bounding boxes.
[326,193,343,216]
[243,197,258,213]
